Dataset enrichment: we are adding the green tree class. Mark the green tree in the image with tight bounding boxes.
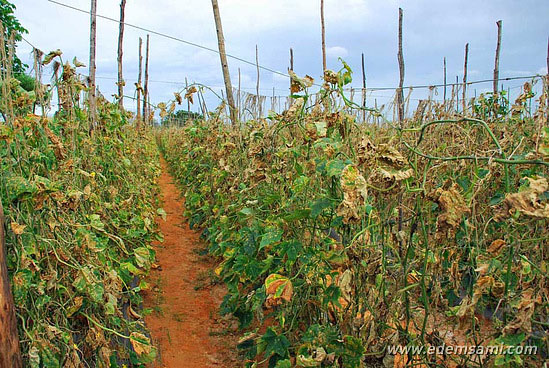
[0,0,28,74]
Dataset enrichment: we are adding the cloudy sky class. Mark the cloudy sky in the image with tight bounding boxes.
[14,0,549,114]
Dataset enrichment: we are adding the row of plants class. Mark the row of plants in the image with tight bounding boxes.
[1,41,162,366]
[160,65,548,367]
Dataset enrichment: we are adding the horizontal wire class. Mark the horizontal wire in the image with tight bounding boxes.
[47,0,293,81]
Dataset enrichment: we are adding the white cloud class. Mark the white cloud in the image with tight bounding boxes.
[12,0,549,113]
[326,46,349,58]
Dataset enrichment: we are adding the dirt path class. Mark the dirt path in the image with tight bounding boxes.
[143,159,237,367]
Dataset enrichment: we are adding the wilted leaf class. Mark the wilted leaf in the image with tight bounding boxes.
[488,239,506,255]
[42,49,62,65]
[429,182,470,239]
[336,165,368,224]
[73,56,86,68]
[501,177,549,219]
[185,86,198,104]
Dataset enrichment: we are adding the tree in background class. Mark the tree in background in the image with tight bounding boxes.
[0,0,28,75]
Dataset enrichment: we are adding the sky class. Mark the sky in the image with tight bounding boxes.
[14,0,549,116]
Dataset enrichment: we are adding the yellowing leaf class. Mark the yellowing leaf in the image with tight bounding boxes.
[130,332,152,356]
[11,222,26,235]
[265,274,293,306]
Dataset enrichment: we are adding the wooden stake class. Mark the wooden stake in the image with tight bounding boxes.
[456,75,459,111]
[289,48,294,105]
[185,77,190,113]
[237,68,241,121]
[462,43,469,113]
[443,57,447,102]
[397,7,405,124]
[143,34,150,124]
[88,0,97,129]
[321,0,327,72]
[361,52,366,122]
[256,45,260,119]
[493,20,502,94]
[117,0,126,110]
[0,201,23,368]
[136,37,142,126]
[211,0,237,126]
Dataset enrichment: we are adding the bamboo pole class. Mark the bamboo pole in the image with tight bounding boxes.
[0,201,22,368]
[462,43,469,113]
[143,34,150,125]
[397,8,405,124]
[493,20,502,94]
[136,37,142,126]
[211,0,237,126]
[117,0,126,110]
[88,0,97,129]
[320,0,327,72]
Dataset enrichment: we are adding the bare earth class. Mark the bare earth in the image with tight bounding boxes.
[144,159,238,368]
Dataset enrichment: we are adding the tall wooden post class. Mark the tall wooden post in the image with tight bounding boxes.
[443,57,447,102]
[462,43,469,113]
[143,34,150,125]
[211,0,237,126]
[136,37,143,126]
[117,0,127,110]
[455,75,459,110]
[493,20,502,94]
[185,77,190,113]
[289,48,294,105]
[0,201,22,368]
[361,52,366,122]
[256,45,261,119]
[320,0,327,72]
[546,37,549,125]
[397,8,405,125]
[88,0,97,129]
[237,68,241,121]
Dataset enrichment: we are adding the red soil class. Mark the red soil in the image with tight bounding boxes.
[143,159,238,367]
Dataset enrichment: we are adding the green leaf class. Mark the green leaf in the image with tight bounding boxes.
[262,328,290,358]
[495,332,526,346]
[326,159,346,177]
[260,228,283,250]
[274,359,291,368]
[239,207,254,216]
[292,175,310,193]
[28,347,40,368]
[134,247,152,268]
[310,198,333,218]
[120,261,142,275]
[283,208,310,221]
[88,214,105,231]
[157,208,167,221]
